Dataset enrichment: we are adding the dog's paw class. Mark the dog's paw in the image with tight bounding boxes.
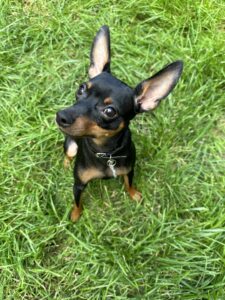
[64,140,78,169]
[63,156,72,169]
[70,204,82,222]
[129,187,142,202]
[66,140,78,157]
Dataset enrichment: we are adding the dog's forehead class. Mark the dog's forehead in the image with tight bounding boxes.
[90,72,133,100]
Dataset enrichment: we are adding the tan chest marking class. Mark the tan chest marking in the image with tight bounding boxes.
[105,165,131,178]
[114,166,131,176]
[78,168,105,184]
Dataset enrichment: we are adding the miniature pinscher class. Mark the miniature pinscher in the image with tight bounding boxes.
[56,25,183,222]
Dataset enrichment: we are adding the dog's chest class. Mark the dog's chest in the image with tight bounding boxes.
[77,163,131,184]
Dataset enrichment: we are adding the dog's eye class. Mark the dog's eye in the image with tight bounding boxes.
[77,83,86,96]
[103,106,117,118]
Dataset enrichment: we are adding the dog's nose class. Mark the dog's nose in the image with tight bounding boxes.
[56,110,73,127]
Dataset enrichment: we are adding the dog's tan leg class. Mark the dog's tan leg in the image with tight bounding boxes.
[124,174,142,202]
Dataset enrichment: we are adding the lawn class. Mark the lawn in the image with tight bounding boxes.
[0,0,225,299]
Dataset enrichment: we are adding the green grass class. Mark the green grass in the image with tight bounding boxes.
[0,0,225,299]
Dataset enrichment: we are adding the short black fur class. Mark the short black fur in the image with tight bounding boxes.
[56,25,183,222]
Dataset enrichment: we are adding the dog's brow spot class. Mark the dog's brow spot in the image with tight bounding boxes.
[104,97,113,105]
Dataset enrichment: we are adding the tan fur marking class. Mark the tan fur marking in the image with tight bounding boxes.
[104,97,113,105]
[124,175,142,202]
[92,121,125,145]
[60,117,124,141]
[87,81,92,89]
[71,204,82,222]
[66,140,78,157]
[114,167,131,176]
[78,168,104,184]
[90,120,125,138]
[89,66,97,79]
[63,156,73,169]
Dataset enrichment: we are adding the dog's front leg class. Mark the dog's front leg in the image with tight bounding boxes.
[124,170,142,202]
[70,178,87,222]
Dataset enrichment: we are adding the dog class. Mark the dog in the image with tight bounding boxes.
[56,25,183,222]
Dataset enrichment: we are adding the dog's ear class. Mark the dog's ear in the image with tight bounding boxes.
[134,61,183,112]
[88,25,111,78]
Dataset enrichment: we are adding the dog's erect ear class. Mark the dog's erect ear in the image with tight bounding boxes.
[88,25,111,79]
[134,61,183,112]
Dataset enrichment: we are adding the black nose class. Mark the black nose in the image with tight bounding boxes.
[56,110,73,127]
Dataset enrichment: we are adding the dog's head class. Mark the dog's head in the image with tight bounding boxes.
[56,26,183,139]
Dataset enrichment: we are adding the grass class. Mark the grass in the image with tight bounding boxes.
[0,0,225,299]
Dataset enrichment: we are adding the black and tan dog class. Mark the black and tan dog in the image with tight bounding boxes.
[56,25,183,222]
